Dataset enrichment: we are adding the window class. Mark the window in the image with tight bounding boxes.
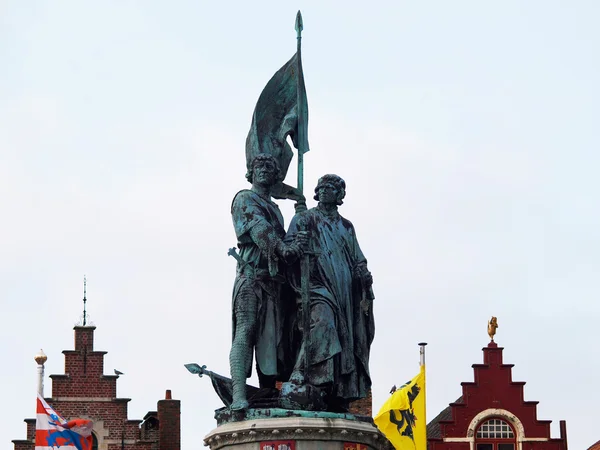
[475,418,516,450]
[477,418,515,439]
[476,443,514,450]
[498,445,515,450]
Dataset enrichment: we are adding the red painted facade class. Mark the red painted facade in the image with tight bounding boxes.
[427,341,568,450]
[12,326,180,450]
[589,440,600,450]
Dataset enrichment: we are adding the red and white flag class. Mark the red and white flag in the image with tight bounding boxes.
[35,394,93,450]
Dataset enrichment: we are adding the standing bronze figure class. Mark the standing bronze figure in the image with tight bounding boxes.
[229,154,307,410]
[283,175,375,411]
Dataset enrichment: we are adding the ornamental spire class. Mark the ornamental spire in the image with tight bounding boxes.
[82,275,88,326]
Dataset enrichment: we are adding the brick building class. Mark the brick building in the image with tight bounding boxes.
[12,325,180,450]
[588,440,600,450]
[427,340,568,450]
[349,391,373,417]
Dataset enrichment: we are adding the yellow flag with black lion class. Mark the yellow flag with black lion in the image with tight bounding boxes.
[374,365,426,450]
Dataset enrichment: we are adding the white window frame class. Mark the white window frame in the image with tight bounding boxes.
[441,408,549,450]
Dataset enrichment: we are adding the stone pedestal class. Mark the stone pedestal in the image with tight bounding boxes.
[204,416,388,450]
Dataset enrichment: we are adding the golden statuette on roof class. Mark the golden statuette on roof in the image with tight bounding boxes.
[488,316,498,341]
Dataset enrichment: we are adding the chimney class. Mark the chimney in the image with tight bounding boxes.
[158,389,180,450]
[560,420,568,450]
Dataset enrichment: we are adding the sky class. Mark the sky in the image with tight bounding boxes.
[1,1,599,449]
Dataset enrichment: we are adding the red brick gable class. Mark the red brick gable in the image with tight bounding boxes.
[428,341,568,450]
[12,325,180,450]
[50,326,118,398]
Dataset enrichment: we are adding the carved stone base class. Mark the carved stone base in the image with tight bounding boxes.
[204,416,389,450]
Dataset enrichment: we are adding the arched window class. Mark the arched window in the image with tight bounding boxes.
[475,418,516,450]
[92,433,98,450]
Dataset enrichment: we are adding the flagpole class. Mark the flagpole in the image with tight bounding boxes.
[294,10,312,383]
[419,342,427,367]
[295,10,306,194]
[35,349,47,397]
[419,342,428,448]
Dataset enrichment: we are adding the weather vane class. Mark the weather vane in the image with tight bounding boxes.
[487,316,498,341]
[82,275,88,326]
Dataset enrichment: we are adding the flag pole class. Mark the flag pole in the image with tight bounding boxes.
[295,10,306,194]
[34,349,47,397]
[294,10,312,383]
[419,342,427,366]
[419,342,428,447]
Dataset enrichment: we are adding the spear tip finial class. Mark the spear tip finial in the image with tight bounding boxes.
[295,10,303,35]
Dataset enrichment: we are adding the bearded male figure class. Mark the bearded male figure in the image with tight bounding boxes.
[229,154,307,411]
[285,174,375,411]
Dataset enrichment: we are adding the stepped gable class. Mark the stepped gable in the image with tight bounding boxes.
[50,326,118,399]
[427,396,462,440]
[12,324,180,450]
[427,340,568,450]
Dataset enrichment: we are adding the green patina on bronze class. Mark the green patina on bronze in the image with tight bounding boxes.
[214,407,373,426]
[280,174,375,412]
[186,11,375,419]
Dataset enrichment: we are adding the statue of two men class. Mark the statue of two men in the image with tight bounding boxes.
[229,154,374,412]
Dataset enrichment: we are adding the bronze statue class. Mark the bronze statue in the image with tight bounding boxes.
[227,10,310,412]
[282,175,375,411]
[188,13,376,419]
[229,154,307,410]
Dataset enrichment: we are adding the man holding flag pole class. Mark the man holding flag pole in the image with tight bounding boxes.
[228,10,311,411]
[374,343,428,450]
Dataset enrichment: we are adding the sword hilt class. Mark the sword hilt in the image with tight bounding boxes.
[227,247,245,264]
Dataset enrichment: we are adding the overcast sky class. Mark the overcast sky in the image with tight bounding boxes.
[1,1,599,449]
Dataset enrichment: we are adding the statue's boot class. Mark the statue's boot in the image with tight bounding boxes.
[230,398,249,411]
[230,367,249,411]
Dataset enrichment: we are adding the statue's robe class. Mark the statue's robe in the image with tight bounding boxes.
[285,205,375,402]
[231,189,293,379]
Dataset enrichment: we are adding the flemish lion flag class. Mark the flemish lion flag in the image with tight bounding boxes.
[35,394,93,450]
[374,366,426,450]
